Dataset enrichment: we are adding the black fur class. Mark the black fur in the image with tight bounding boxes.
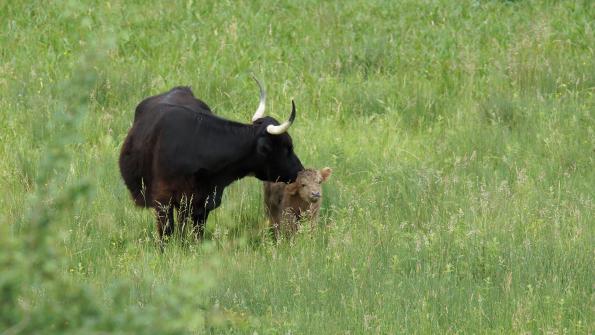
[119,86,303,239]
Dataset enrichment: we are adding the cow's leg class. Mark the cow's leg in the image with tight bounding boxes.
[151,178,176,240]
[155,202,174,239]
[164,205,175,236]
[175,194,192,236]
[176,207,189,236]
[190,207,209,240]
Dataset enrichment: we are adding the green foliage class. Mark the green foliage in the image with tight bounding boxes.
[1,0,593,333]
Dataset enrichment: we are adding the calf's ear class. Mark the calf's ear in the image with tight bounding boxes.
[285,182,298,195]
[256,137,272,156]
[320,167,332,182]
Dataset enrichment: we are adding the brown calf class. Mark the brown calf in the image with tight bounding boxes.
[264,167,332,239]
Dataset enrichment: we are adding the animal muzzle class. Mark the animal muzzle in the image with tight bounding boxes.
[309,192,321,202]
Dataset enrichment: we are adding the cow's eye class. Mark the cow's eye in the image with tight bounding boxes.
[301,184,306,187]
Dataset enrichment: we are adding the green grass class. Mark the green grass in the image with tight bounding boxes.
[1,0,593,333]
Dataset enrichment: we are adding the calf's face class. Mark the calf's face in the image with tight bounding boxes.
[286,168,332,203]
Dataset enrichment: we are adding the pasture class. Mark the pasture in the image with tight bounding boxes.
[0,0,593,333]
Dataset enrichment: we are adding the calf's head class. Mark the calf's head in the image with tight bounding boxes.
[286,168,332,203]
[250,77,303,183]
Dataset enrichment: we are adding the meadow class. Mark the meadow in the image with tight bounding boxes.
[0,0,593,333]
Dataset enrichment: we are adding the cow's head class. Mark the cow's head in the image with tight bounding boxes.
[250,77,303,183]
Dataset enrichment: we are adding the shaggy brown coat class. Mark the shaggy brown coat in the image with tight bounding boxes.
[264,168,332,239]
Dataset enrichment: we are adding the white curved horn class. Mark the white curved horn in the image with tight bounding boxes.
[251,75,266,122]
[266,100,296,135]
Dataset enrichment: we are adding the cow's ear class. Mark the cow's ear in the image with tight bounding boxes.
[256,137,272,156]
[320,167,332,182]
[285,182,298,195]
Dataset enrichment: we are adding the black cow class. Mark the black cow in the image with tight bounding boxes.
[119,78,303,240]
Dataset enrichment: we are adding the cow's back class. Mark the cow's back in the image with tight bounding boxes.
[120,86,212,207]
[134,86,212,121]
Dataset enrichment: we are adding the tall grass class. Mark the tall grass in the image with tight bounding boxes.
[1,0,593,333]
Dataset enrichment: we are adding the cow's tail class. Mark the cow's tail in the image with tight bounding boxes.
[119,134,152,207]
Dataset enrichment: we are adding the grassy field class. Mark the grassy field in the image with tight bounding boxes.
[1,0,593,333]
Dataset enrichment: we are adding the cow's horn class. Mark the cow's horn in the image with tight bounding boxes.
[266,100,296,135]
[251,75,266,122]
